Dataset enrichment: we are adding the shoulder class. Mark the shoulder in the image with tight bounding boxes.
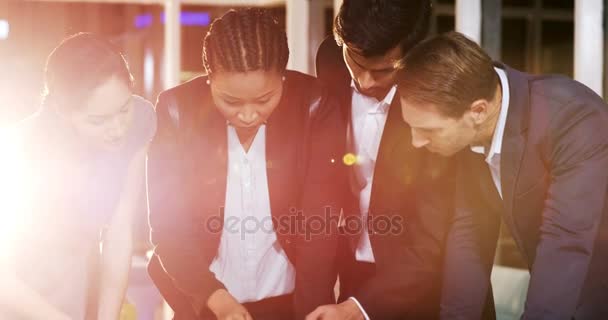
[283,70,345,129]
[284,70,321,91]
[157,76,209,107]
[528,74,606,115]
[317,36,341,60]
[4,109,54,150]
[129,95,157,147]
[155,76,209,126]
[525,75,608,150]
[283,70,330,114]
[315,36,343,74]
[315,36,350,88]
[0,110,49,170]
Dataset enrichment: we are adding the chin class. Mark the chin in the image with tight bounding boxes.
[361,89,384,99]
[103,139,126,150]
[236,124,261,132]
[427,147,454,157]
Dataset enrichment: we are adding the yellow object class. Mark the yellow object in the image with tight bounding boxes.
[120,301,137,320]
[343,153,357,166]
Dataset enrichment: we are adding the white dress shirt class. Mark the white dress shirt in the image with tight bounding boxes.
[350,80,397,263]
[470,67,511,198]
[348,82,397,320]
[209,125,295,303]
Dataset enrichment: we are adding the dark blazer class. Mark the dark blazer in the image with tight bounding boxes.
[316,37,455,319]
[146,70,348,319]
[442,63,608,320]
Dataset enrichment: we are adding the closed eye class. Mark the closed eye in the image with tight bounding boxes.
[88,117,107,125]
[224,100,242,107]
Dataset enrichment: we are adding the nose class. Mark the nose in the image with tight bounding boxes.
[106,117,125,140]
[238,107,259,125]
[357,72,376,92]
[411,129,430,149]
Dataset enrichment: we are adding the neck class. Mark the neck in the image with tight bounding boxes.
[474,83,503,150]
[236,126,259,152]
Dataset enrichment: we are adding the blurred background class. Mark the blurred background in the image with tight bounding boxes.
[0,0,604,319]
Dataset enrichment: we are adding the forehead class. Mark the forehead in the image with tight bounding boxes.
[81,76,131,117]
[400,97,454,128]
[211,70,282,99]
[344,43,404,70]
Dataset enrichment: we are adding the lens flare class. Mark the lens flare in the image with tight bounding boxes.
[342,153,358,166]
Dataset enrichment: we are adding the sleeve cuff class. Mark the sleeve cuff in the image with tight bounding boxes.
[348,297,371,320]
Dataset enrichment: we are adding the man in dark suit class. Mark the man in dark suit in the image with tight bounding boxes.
[309,1,457,319]
[399,31,608,320]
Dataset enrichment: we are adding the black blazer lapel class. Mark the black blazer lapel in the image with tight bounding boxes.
[265,77,308,238]
[370,90,421,213]
[190,85,228,233]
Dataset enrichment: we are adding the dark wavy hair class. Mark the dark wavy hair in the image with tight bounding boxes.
[334,0,432,57]
[43,32,134,111]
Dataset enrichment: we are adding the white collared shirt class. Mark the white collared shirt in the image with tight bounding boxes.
[470,67,511,198]
[348,82,397,320]
[350,81,398,263]
[209,125,295,303]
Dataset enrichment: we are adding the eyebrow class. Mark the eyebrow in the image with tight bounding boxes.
[346,47,395,73]
[219,89,277,101]
[88,96,131,119]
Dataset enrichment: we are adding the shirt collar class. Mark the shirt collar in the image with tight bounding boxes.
[227,124,266,161]
[350,80,397,114]
[470,67,511,162]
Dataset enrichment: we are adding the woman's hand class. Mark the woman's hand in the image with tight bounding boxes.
[206,289,253,320]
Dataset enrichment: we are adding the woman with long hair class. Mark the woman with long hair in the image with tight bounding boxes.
[0,33,156,319]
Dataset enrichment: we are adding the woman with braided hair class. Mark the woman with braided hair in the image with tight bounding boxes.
[147,8,347,320]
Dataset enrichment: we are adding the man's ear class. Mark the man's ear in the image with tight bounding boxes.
[468,99,490,125]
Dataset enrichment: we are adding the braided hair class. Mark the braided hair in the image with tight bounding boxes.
[203,8,289,75]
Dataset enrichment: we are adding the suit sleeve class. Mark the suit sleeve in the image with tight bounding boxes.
[293,89,345,319]
[439,157,500,320]
[146,93,225,308]
[522,102,608,320]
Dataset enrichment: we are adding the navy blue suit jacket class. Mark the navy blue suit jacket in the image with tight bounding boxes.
[442,63,608,320]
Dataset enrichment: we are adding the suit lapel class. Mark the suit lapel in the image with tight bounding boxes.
[369,90,419,213]
[380,91,411,164]
[265,84,300,222]
[190,84,228,222]
[498,63,531,231]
